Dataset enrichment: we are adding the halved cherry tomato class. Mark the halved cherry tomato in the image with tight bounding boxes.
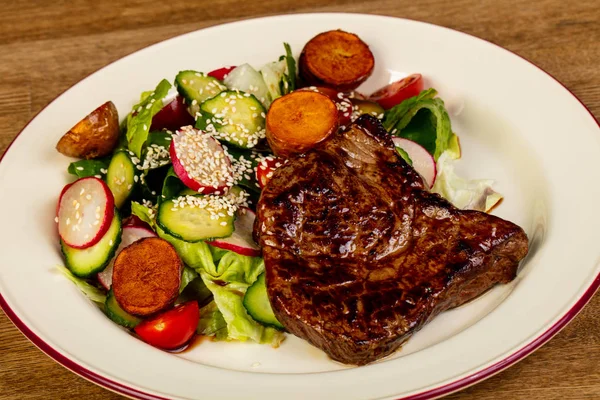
[256,156,282,189]
[150,95,195,132]
[369,74,424,110]
[298,86,353,126]
[134,301,199,350]
[207,66,236,81]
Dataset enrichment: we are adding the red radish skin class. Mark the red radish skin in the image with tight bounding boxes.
[97,225,157,290]
[169,127,233,194]
[255,156,282,189]
[150,95,195,132]
[57,177,115,249]
[392,137,437,187]
[369,74,424,110]
[207,66,236,81]
[208,208,260,257]
[122,215,152,230]
[134,301,200,351]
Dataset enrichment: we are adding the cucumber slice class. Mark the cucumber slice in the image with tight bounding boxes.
[156,196,235,242]
[352,99,385,119]
[61,211,122,278]
[243,273,284,330]
[105,289,141,328]
[106,151,136,208]
[178,186,247,203]
[196,90,266,149]
[224,64,271,107]
[175,71,227,115]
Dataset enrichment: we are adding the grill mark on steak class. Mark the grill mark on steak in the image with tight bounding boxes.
[256,115,529,365]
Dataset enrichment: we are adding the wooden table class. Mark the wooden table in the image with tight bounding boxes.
[1,0,599,398]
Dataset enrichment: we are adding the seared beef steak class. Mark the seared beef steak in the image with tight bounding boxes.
[256,115,529,365]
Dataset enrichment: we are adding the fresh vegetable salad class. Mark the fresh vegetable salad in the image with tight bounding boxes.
[54,32,502,352]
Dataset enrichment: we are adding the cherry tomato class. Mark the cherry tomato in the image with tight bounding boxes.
[150,95,195,132]
[134,301,199,350]
[298,86,353,127]
[207,66,236,81]
[369,74,424,110]
[256,156,282,189]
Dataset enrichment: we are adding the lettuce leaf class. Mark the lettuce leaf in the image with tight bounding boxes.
[130,201,157,229]
[383,89,458,160]
[180,266,199,294]
[156,227,284,346]
[126,79,172,158]
[161,167,185,201]
[67,159,109,179]
[283,42,296,92]
[260,43,296,101]
[197,301,228,340]
[57,265,106,305]
[432,152,503,212]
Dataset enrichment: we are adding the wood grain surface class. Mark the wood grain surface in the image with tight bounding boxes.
[1,0,599,398]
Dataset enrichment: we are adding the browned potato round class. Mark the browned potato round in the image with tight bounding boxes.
[266,91,338,158]
[112,237,182,316]
[299,30,375,91]
[56,101,120,159]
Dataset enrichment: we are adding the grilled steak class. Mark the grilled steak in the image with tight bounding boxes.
[256,115,529,365]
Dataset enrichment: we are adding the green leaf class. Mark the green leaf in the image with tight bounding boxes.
[382,88,437,131]
[157,227,284,345]
[283,42,296,92]
[432,152,503,212]
[395,147,413,165]
[67,159,109,179]
[161,167,185,201]
[130,201,156,229]
[126,79,172,158]
[179,266,199,294]
[56,265,106,305]
[383,89,457,160]
[179,276,213,305]
[197,301,228,339]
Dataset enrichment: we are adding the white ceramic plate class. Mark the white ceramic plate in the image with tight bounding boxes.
[1,13,599,400]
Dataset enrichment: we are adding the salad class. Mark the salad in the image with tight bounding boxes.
[54,30,502,352]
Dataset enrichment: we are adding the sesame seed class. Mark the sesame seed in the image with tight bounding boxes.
[54,217,59,223]
[76,166,84,171]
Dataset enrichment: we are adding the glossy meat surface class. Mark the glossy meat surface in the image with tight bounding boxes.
[256,115,529,365]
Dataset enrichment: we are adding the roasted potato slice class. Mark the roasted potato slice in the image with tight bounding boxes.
[112,237,182,316]
[266,91,338,158]
[56,101,120,159]
[299,30,375,91]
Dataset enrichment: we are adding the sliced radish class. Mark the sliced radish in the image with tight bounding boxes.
[255,156,282,189]
[57,177,115,249]
[207,66,236,81]
[150,95,195,132]
[392,137,437,187]
[208,207,260,257]
[97,225,157,290]
[170,126,233,194]
[122,215,152,230]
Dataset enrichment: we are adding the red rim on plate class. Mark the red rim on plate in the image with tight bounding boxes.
[0,14,599,400]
